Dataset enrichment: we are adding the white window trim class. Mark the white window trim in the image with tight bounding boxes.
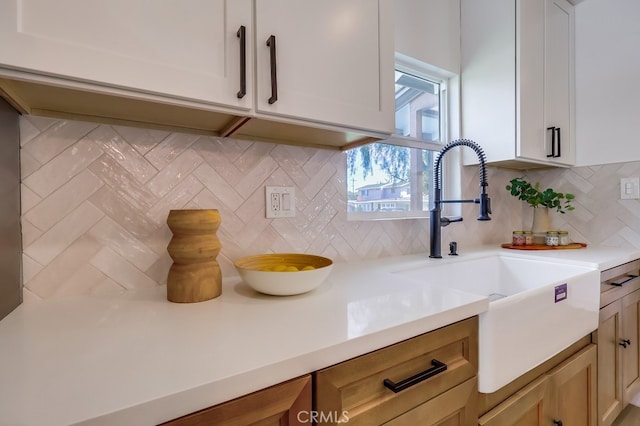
[347,54,461,221]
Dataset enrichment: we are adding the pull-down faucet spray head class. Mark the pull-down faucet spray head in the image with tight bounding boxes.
[429,139,491,258]
[478,186,491,221]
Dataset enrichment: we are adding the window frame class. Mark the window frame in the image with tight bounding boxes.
[388,62,449,152]
[347,57,459,221]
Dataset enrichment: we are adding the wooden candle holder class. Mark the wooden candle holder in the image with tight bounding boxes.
[166,209,222,303]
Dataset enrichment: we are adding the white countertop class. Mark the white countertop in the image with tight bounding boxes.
[497,245,640,271]
[1,245,638,425]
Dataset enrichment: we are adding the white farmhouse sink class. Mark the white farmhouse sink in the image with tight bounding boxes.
[394,253,600,393]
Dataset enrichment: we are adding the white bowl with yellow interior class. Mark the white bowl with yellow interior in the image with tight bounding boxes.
[234,253,333,296]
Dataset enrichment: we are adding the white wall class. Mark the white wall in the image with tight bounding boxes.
[575,0,640,166]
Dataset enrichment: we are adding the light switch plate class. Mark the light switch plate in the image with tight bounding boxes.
[265,186,295,218]
[620,177,640,200]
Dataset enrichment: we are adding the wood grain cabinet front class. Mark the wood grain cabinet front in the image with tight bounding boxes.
[595,259,640,426]
[479,344,597,426]
[314,317,478,426]
[160,375,311,426]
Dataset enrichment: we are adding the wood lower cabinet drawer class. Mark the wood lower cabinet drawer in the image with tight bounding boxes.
[386,377,477,426]
[160,375,311,426]
[314,317,478,425]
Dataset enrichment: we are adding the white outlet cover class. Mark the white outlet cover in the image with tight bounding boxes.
[620,177,640,200]
[265,186,295,218]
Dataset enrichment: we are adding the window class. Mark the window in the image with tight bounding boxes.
[395,70,441,141]
[347,64,451,220]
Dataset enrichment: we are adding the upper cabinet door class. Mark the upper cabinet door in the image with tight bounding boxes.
[543,0,574,166]
[253,0,394,134]
[0,0,253,110]
[519,0,574,166]
[461,0,575,169]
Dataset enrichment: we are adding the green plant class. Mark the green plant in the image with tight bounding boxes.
[506,177,575,213]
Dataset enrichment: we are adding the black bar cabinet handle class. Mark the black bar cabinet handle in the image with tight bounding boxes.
[555,127,561,157]
[611,275,638,286]
[620,339,631,348]
[383,359,447,393]
[553,421,563,426]
[236,26,246,99]
[266,35,278,104]
[547,127,556,158]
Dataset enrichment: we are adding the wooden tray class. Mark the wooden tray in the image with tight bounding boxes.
[501,242,587,250]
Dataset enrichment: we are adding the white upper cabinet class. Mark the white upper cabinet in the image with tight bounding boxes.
[574,0,640,166]
[461,0,575,169]
[0,0,253,111]
[253,0,394,134]
[395,0,460,76]
[0,0,394,147]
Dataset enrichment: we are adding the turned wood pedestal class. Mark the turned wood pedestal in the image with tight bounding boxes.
[166,209,222,303]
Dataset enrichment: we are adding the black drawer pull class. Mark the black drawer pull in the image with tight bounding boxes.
[546,127,562,158]
[236,25,247,99]
[383,359,447,393]
[547,127,556,158]
[620,339,631,348]
[553,420,563,426]
[266,35,278,104]
[611,275,638,286]
[556,127,561,157]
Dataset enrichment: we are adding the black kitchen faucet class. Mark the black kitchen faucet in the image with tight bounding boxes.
[429,139,491,258]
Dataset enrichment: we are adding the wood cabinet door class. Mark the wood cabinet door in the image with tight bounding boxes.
[545,344,597,426]
[621,289,640,405]
[160,375,311,426]
[253,0,394,134]
[478,375,548,426]
[384,378,477,426]
[0,0,253,108]
[596,300,624,426]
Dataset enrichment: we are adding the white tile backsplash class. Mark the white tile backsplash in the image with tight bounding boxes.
[23,137,103,198]
[23,169,103,231]
[527,164,640,249]
[24,201,103,265]
[25,115,625,299]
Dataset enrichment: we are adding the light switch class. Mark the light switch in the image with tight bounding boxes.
[620,177,640,200]
[282,193,291,211]
[265,186,296,218]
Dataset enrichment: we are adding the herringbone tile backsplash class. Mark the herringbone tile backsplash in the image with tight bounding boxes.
[20,116,638,299]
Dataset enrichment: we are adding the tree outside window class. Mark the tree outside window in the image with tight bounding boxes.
[347,69,443,217]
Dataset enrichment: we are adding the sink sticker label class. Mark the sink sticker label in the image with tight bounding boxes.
[555,283,568,303]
